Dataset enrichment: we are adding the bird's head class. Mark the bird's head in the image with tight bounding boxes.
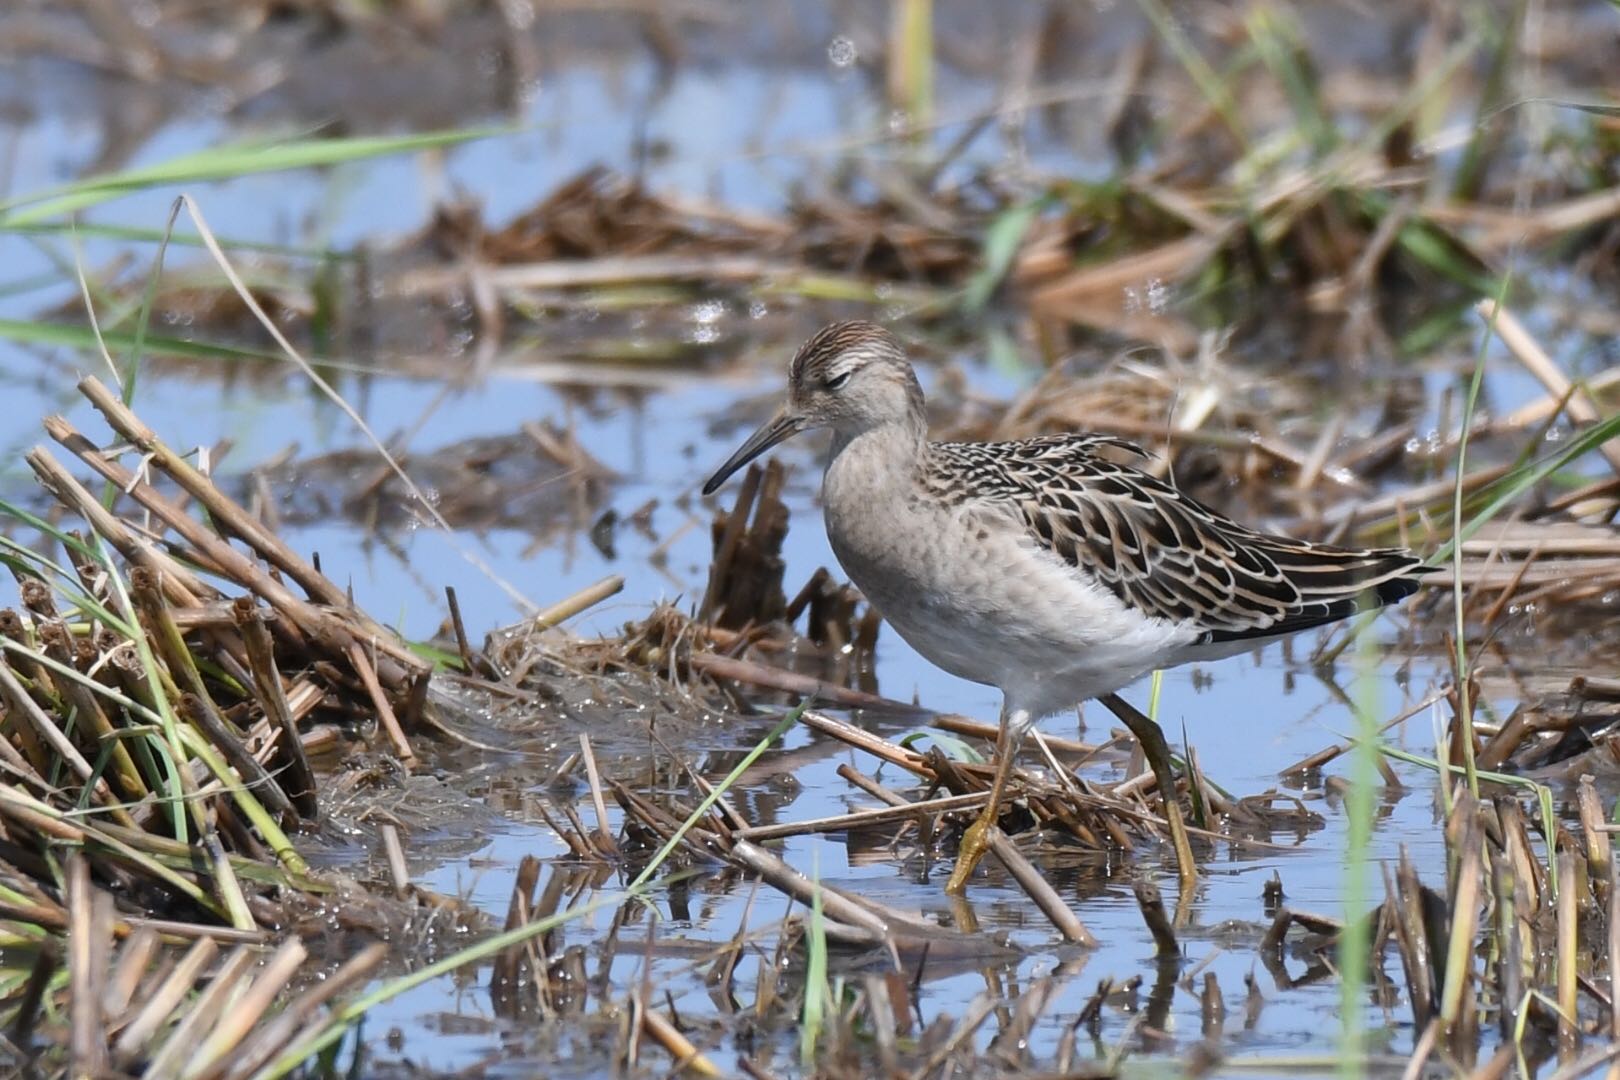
[702,321,921,495]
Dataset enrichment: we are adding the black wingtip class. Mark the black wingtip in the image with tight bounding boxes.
[1374,573,1423,605]
[1204,562,1426,646]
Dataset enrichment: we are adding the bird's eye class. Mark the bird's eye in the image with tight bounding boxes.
[824,371,852,391]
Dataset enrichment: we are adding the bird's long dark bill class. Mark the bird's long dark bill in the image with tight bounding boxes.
[702,410,801,495]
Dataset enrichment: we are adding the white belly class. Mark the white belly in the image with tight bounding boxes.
[823,467,1198,718]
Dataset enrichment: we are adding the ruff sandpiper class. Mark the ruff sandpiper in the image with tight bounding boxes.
[703,321,1427,894]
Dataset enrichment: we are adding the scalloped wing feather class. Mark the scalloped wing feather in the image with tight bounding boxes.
[928,437,1425,642]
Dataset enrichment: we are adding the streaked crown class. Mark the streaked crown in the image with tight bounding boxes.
[789,320,906,389]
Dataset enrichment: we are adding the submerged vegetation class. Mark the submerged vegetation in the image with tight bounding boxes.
[0,0,1619,1077]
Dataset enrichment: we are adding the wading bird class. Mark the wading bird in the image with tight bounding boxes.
[703,322,1426,893]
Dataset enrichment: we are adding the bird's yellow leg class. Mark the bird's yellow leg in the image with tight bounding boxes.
[944,777,1003,894]
[945,707,1027,895]
[1100,692,1198,894]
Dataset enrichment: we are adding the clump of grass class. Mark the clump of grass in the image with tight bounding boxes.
[1329,278,1618,1074]
[0,368,460,1068]
[0,363,790,1073]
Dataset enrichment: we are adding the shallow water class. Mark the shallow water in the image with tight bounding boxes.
[1,4,1613,1076]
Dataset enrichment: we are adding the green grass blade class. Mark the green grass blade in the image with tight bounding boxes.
[890,0,934,129]
[800,850,828,1066]
[899,729,983,763]
[1445,284,1509,804]
[1432,410,1620,564]
[1451,2,1521,200]
[1134,0,1248,146]
[0,127,509,225]
[627,702,805,890]
[1511,96,1620,118]
[2,221,351,258]
[1376,740,1557,883]
[0,317,284,364]
[0,528,136,637]
[1337,609,1382,1079]
[1246,7,1333,155]
[121,199,184,405]
[963,199,1044,312]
